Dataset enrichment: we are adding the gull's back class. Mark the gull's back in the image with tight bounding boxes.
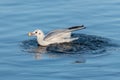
[44,25,85,41]
[44,29,68,41]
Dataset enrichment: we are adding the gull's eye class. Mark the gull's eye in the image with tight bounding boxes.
[35,32,37,34]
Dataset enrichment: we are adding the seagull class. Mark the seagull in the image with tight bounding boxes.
[28,25,86,46]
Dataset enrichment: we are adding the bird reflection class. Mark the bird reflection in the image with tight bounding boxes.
[31,45,64,60]
[32,46,47,60]
[34,53,41,60]
[32,45,69,60]
[32,44,86,64]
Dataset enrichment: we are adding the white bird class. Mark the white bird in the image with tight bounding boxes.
[28,25,86,46]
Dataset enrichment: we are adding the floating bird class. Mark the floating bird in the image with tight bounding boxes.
[28,25,86,46]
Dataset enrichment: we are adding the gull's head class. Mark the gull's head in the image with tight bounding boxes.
[28,29,43,37]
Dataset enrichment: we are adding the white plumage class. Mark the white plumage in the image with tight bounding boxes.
[28,25,85,46]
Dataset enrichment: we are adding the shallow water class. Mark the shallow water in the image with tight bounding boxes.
[0,0,120,80]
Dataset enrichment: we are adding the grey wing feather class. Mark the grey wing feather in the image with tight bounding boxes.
[44,29,67,41]
[44,25,85,41]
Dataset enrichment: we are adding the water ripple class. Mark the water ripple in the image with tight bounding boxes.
[21,33,117,60]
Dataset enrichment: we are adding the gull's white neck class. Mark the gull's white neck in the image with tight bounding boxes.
[36,33,48,46]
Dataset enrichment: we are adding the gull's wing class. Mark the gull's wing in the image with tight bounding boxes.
[44,29,68,41]
[44,25,85,41]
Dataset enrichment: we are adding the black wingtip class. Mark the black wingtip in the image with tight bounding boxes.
[68,25,86,29]
[80,25,86,29]
[80,25,85,27]
[82,25,86,29]
[81,25,84,27]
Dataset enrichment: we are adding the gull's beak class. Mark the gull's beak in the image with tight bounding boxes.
[28,32,35,36]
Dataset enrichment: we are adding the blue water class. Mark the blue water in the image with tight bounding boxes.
[0,0,120,80]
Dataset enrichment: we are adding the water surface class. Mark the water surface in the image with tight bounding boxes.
[0,0,120,80]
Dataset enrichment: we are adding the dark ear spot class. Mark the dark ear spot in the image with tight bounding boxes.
[37,44,40,46]
[39,33,41,35]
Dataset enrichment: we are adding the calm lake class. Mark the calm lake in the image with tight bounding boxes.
[0,0,120,80]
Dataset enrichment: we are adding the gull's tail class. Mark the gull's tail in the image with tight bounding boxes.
[68,25,86,31]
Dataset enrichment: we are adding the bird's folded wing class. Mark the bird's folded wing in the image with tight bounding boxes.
[44,25,85,41]
[44,29,68,41]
